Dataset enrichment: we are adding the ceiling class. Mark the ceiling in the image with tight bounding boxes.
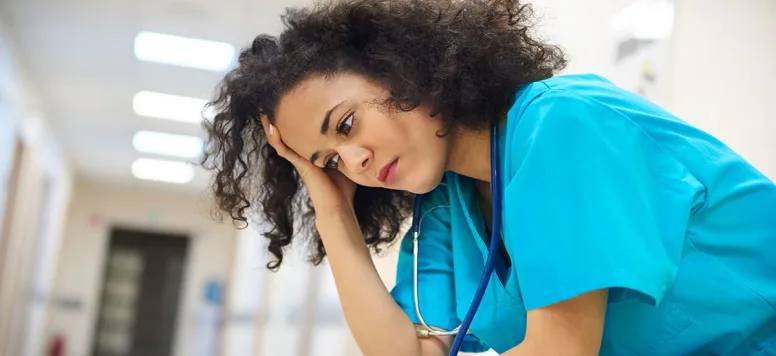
[1,0,311,193]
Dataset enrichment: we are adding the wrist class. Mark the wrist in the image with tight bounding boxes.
[315,207,359,235]
[315,208,371,256]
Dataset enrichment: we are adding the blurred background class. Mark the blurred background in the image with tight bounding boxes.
[0,0,773,355]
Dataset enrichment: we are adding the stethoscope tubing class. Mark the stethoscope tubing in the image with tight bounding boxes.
[411,122,502,355]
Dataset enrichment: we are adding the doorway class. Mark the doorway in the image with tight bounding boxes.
[92,227,189,356]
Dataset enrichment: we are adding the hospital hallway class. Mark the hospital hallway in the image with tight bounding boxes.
[0,0,773,355]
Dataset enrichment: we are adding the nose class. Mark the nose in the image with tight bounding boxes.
[338,144,372,174]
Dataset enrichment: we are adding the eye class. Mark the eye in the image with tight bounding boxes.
[336,113,355,136]
[324,154,340,170]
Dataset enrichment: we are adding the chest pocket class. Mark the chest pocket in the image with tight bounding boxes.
[466,276,528,354]
[752,341,776,356]
[448,173,528,353]
[601,298,692,356]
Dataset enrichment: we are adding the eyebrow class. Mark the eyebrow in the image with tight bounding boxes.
[309,101,344,164]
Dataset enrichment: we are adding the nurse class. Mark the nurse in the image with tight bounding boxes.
[202,0,776,355]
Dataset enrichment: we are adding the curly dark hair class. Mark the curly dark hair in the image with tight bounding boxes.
[203,0,566,270]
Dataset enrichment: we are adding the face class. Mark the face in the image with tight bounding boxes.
[274,73,451,194]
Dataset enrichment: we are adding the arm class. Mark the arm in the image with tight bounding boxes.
[502,290,607,356]
[318,209,451,356]
[261,119,447,356]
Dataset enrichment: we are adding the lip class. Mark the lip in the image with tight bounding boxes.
[377,158,399,185]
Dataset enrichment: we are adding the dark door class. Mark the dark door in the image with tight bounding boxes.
[92,227,189,356]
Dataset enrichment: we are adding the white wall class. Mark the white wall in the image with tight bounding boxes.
[669,0,776,180]
[0,98,15,234]
[531,0,634,76]
[0,15,74,356]
[221,225,355,356]
[220,227,269,356]
[44,181,238,356]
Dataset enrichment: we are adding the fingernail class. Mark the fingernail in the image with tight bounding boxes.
[269,124,274,136]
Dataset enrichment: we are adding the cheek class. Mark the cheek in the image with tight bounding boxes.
[341,171,371,187]
[395,111,443,148]
[355,111,406,151]
[375,110,420,139]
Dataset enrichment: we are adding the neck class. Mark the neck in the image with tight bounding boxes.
[447,127,491,182]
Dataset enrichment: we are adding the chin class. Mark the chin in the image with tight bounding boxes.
[406,170,446,195]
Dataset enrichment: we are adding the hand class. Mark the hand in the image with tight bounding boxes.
[261,117,357,213]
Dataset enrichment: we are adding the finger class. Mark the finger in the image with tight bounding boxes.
[259,116,285,154]
[260,117,303,163]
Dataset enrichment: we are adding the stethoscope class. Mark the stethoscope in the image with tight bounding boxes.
[411,121,503,356]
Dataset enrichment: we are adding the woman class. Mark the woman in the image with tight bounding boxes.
[203,0,776,355]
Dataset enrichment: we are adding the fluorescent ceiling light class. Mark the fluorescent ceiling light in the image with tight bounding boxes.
[134,31,235,71]
[132,130,204,158]
[131,158,195,184]
[133,91,212,123]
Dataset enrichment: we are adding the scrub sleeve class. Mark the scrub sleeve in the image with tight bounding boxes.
[503,89,696,310]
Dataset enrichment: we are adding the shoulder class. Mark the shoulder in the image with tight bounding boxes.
[507,74,627,127]
[501,73,679,153]
[500,74,688,179]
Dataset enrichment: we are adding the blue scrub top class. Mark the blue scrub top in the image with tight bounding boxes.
[390,74,776,355]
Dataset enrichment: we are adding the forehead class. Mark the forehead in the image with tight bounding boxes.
[273,73,383,158]
[275,73,380,119]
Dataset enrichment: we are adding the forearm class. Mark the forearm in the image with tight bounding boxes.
[501,340,597,356]
[501,341,542,356]
[317,210,421,356]
[503,290,606,356]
